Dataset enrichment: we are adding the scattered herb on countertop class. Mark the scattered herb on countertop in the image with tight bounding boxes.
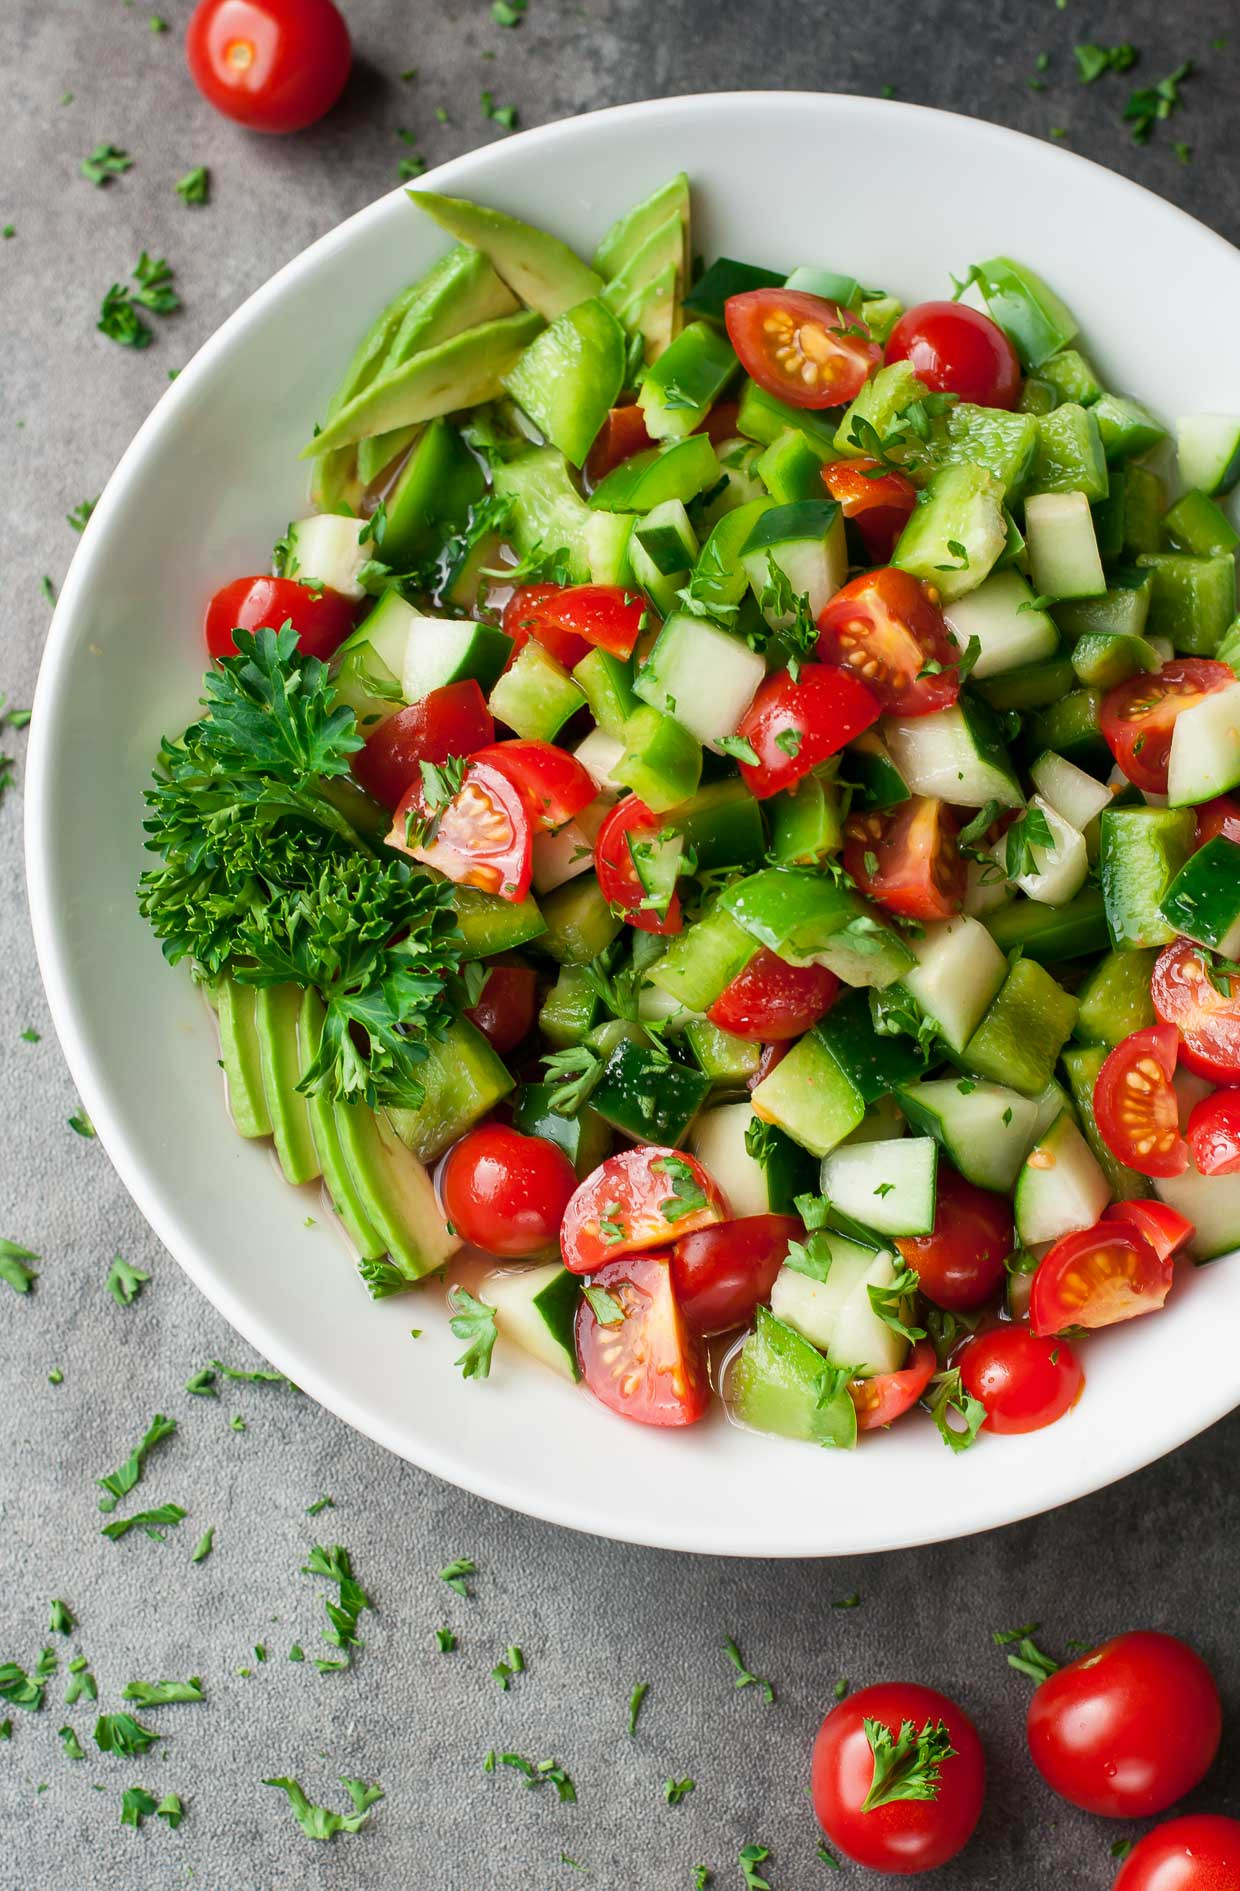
[723,1637,775,1705]
[80,143,132,186]
[0,1239,39,1295]
[105,1254,149,1308]
[96,1412,177,1512]
[263,1775,384,1840]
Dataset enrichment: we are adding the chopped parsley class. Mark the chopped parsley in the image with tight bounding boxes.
[64,1659,96,1707]
[105,1254,149,1307]
[58,1725,85,1761]
[491,1644,525,1689]
[96,1412,177,1513]
[491,0,527,21]
[583,1284,625,1326]
[994,1623,1061,1683]
[435,1628,456,1654]
[48,1601,74,1635]
[263,1775,384,1840]
[94,1711,160,1757]
[68,1108,95,1137]
[306,1494,334,1517]
[1124,63,1193,144]
[122,1677,204,1706]
[664,1777,695,1805]
[440,1556,476,1598]
[654,1153,709,1224]
[1005,804,1055,879]
[0,1662,46,1712]
[739,1844,773,1890]
[101,1503,187,1544]
[191,1527,214,1564]
[627,1680,649,1737]
[480,90,519,130]
[867,1264,926,1345]
[446,1284,499,1381]
[80,143,132,186]
[301,1543,372,1672]
[66,497,97,533]
[494,1753,577,1801]
[0,1238,39,1295]
[862,1717,956,1810]
[1073,41,1137,84]
[723,1636,775,1704]
[927,1370,987,1453]
[716,734,761,766]
[174,166,209,205]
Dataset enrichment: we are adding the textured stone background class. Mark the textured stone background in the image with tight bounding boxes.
[2,3,1238,1887]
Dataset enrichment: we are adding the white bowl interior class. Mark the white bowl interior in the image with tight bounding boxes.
[27,93,1240,1556]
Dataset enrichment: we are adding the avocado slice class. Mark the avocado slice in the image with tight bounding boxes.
[299,991,386,1261]
[593,173,690,288]
[304,309,544,458]
[408,189,603,320]
[602,215,685,317]
[255,985,321,1186]
[216,980,271,1139]
[334,1099,460,1288]
[612,262,678,363]
[385,1018,514,1164]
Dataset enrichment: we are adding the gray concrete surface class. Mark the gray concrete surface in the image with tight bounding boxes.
[2,3,1238,1886]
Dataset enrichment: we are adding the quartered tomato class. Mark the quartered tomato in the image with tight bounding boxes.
[844,796,966,922]
[1113,1816,1240,1891]
[849,1339,938,1432]
[470,739,596,830]
[586,404,653,484]
[895,1165,1013,1311]
[1153,939,1240,1083]
[560,1146,727,1276]
[670,1214,801,1335]
[820,458,918,562]
[594,795,683,935]
[1094,1024,1189,1178]
[725,289,881,410]
[204,573,356,662]
[439,1124,578,1259]
[504,582,647,662]
[1100,660,1235,795]
[186,0,351,135]
[389,759,533,901]
[575,1253,710,1427]
[1107,1197,1195,1264]
[816,568,962,717]
[1195,794,1240,848]
[957,1326,1083,1435]
[1187,1088,1240,1175]
[349,680,493,809]
[885,300,1022,409]
[1030,1219,1173,1337]
[706,948,839,1041]
[736,664,881,800]
[464,962,538,1056]
[502,585,592,672]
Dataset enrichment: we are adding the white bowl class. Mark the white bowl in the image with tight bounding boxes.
[26,93,1240,1557]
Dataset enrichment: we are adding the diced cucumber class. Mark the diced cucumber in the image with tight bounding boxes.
[893,463,1007,601]
[728,1305,858,1448]
[334,1102,459,1285]
[1013,1110,1112,1247]
[1024,687,1110,776]
[284,514,374,600]
[450,884,546,959]
[627,821,685,921]
[1061,1043,1152,1202]
[1024,491,1106,600]
[588,1037,710,1145]
[1027,404,1109,503]
[985,887,1110,962]
[1030,1076,1076,1144]
[254,984,321,1187]
[919,404,1039,497]
[1176,414,1240,498]
[756,428,828,506]
[989,794,1088,906]
[531,798,610,895]
[503,297,626,468]
[1092,393,1166,463]
[534,872,623,965]
[633,610,765,751]
[682,256,783,322]
[586,509,636,588]
[1099,806,1197,948]
[629,498,697,614]
[683,1019,762,1086]
[1164,490,1240,560]
[1029,751,1113,837]
[839,1094,906,1147]
[900,915,1008,1054]
[820,1136,937,1239]
[881,697,1024,809]
[574,727,627,793]
[1121,462,1166,558]
[648,903,758,1012]
[1160,835,1240,956]
[1074,947,1158,1046]
[573,647,638,739]
[514,1084,611,1177]
[538,963,598,1049]
[1041,348,1103,408]
[637,321,737,440]
[669,777,767,873]
[1135,552,1238,657]
[485,1262,581,1381]
[741,500,847,623]
[784,264,862,305]
[488,640,585,741]
[849,731,911,809]
[897,1078,1039,1193]
[588,434,721,512]
[967,256,1078,368]
[1157,1164,1240,1261]
[769,1241,907,1377]
[974,654,1076,714]
[834,360,924,457]
[964,857,1012,919]
[962,957,1079,1097]
[750,1032,865,1158]
[1166,681,1240,805]
[700,438,767,526]
[1070,630,1160,691]
[402,609,510,703]
[613,705,703,811]
[690,498,775,615]
[385,1017,514,1163]
[721,869,914,989]
[814,988,932,1102]
[689,1103,816,1218]
[493,447,592,583]
[941,569,1058,679]
[1054,573,1154,642]
[332,590,412,728]
[216,979,271,1139]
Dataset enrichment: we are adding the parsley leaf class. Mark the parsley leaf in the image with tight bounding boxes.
[263,1775,384,1840]
[440,1557,475,1598]
[80,143,132,186]
[664,1777,696,1805]
[1005,805,1056,879]
[716,734,760,766]
[723,1636,775,1704]
[0,1662,46,1712]
[0,1238,39,1295]
[122,1677,204,1706]
[174,166,209,205]
[1074,41,1137,83]
[96,1413,177,1513]
[301,1544,372,1671]
[94,1711,161,1757]
[627,1680,649,1737]
[66,497,97,533]
[446,1285,498,1381]
[542,1045,602,1115]
[100,1503,187,1544]
[653,1154,709,1224]
[739,1844,773,1890]
[862,1717,956,1810]
[927,1369,987,1453]
[993,1623,1061,1683]
[494,1753,576,1801]
[1124,62,1193,143]
[49,1600,74,1635]
[867,1263,926,1344]
[105,1254,149,1308]
[58,1725,85,1761]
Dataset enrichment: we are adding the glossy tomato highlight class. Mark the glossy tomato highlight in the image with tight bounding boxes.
[885,300,1021,408]
[736,664,881,799]
[726,289,881,409]
[816,568,962,716]
[204,573,356,662]
[186,0,351,133]
[560,1147,726,1276]
[957,1326,1083,1435]
[1030,1220,1173,1336]
[389,759,533,901]
[1113,1815,1240,1891]
[350,681,493,809]
[1153,939,1240,1083]
[670,1214,801,1335]
[706,949,839,1041]
[895,1166,1012,1311]
[439,1124,578,1260]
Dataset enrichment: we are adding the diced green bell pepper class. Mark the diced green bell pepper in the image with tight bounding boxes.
[1073,948,1158,1046]
[1135,552,1237,656]
[962,959,1079,1097]
[1099,806,1197,949]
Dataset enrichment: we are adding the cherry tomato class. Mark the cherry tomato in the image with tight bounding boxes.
[748,1039,790,1092]
[1107,1197,1195,1264]
[1153,939,1240,1083]
[844,796,966,922]
[503,585,592,672]
[185,0,350,134]
[849,1339,938,1431]
[1113,1815,1240,1891]
[1195,794,1240,848]
[586,405,653,484]
[669,1214,801,1335]
[811,1681,985,1875]
[594,796,683,935]
[469,739,597,830]
[695,399,741,444]
[820,458,918,562]
[575,1252,710,1427]
[706,949,839,1041]
[736,664,881,800]
[464,963,537,1056]
[503,583,647,664]
[560,1146,727,1276]
[1027,1631,1222,1819]
[1030,1219,1173,1337]
[439,1124,578,1260]
[957,1326,1083,1435]
[816,568,962,717]
[1185,1087,1240,1175]
[389,759,533,901]
[204,573,356,663]
[349,681,493,809]
[895,1165,1012,1311]
[885,300,1022,409]
[725,289,881,410]
[1094,1024,1189,1178]
[1101,660,1235,795]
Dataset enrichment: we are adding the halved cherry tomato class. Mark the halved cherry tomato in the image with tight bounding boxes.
[349,680,494,809]
[695,400,741,444]
[820,459,918,562]
[560,1146,727,1276]
[885,300,1021,409]
[204,573,356,663]
[895,1165,1012,1311]
[439,1124,578,1259]
[1107,1197,1195,1264]
[389,759,533,901]
[1030,1219,1173,1336]
[186,0,351,135]
[725,289,881,410]
[1153,938,1240,1083]
[669,1213,801,1335]
[594,796,683,935]
[1187,1088,1240,1175]
[849,1339,938,1432]
[736,664,881,800]
[464,963,538,1056]
[469,739,596,830]
[502,585,592,672]
[1195,794,1240,848]
[706,949,838,1041]
[1113,1815,1240,1891]
[957,1326,1083,1434]
[575,1253,710,1427]
[844,795,965,922]
[504,583,647,662]
[1100,659,1235,795]
[816,568,962,717]
[586,404,653,484]
[1094,1024,1189,1178]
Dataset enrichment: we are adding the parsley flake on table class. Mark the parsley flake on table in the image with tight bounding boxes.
[80,143,132,186]
[1124,62,1193,143]
[739,1844,773,1889]
[58,1725,85,1761]
[0,1662,46,1712]
[67,1108,95,1137]
[306,1494,334,1516]
[122,1678,204,1706]
[263,1775,384,1840]
[993,1623,1061,1682]
[1074,41,1137,83]
[664,1777,695,1805]
[301,1543,372,1671]
[64,1659,96,1707]
[495,1753,577,1801]
[100,1503,187,1544]
[174,166,209,205]
[492,1644,525,1689]
[434,1627,456,1654]
[491,0,527,21]
[0,1239,39,1295]
[94,1712,161,1758]
[480,90,519,130]
[48,1601,74,1636]
[66,497,97,532]
[723,1636,775,1704]
[627,1680,649,1736]
[105,1254,149,1307]
[191,1527,214,1564]
[440,1557,476,1598]
[96,1412,177,1512]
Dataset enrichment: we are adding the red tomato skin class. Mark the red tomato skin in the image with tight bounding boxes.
[811,1682,986,1874]
[726,289,881,410]
[503,585,592,672]
[1152,940,1240,1084]
[560,1146,727,1276]
[469,739,597,830]
[1113,1815,1240,1891]
[748,1039,790,1092]
[820,459,918,562]
[895,1166,1012,1311]
[1030,1220,1173,1337]
[737,664,882,799]
[1094,1024,1189,1178]
[1027,1632,1222,1820]
[844,795,966,922]
[185,0,350,134]
[695,400,741,444]
[1101,660,1235,795]
[1107,1198,1195,1264]
[816,568,962,717]
[586,405,653,484]
[440,1125,578,1260]
[706,949,839,1041]
[464,964,537,1057]
[1187,1088,1240,1175]
[204,574,356,663]
[1195,795,1240,848]
[850,1339,938,1430]
[594,795,683,935]
[508,583,647,661]
[388,759,533,901]
[885,300,1021,409]
[349,681,494,809]
[957,1326,1083,1434]
[670,1214,801,1335]
[575,1253,710,1428]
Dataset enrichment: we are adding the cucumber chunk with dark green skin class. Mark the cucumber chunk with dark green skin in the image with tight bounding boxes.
[1134,552,1238,657]
[976,655,1076,714]
[588,1038,711,1145]
[682,258,784,323]
[385,1018,514,1164]
[1164,490,1240,560]
[513,1084,612,1177]
[812,989,930,1104]
[1023,688,1110,776]
[984,888,1110,962]
[1159,836,1240,955]
[683,1019,762,1086]
[538,964,599,1050]
[1099,807,1197,950]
